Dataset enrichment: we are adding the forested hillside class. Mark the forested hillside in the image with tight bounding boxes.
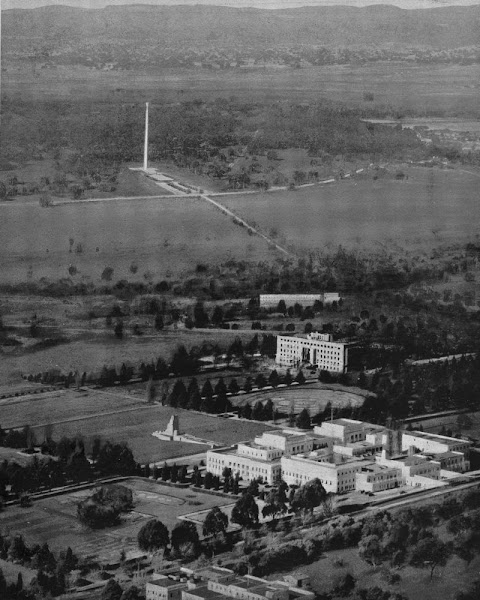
[3,4,480,69]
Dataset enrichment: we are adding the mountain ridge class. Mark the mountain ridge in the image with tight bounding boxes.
[3,4,480,65]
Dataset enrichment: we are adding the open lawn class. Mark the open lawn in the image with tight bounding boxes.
[4,63,480,116]
[0,478,235,561]
[0,194,274,285]
[220,166,480,251]
[0,327,257,382]
[0,387,143,430]
[232,382,367,415]
[0,387,274,462]
[0,558,36,586]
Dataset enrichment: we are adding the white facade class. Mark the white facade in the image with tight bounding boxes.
[254,430,316,455]
[402,431,471,459]
[207,445,282,484]
[376,451,442,484]
[146,579,186,600]
[315,419,366,443]
[355,464,402,493]
[207,421,471,494]
[281,454,368,494]
[276,332,349,372]
[259,293,340,309]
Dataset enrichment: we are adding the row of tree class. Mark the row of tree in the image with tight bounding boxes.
[0,436,137,500]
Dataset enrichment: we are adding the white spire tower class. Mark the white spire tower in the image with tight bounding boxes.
[143,102,149,171]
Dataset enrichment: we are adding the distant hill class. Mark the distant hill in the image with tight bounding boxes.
[3,4,480,67]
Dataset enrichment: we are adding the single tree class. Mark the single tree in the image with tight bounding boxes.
[231,493,259,528]
[409,536,451,580]
[291,478,326,514]
[295,408,311,429]
[203,507,229,539]
[171,521,199,555]
[137,520,169,553]
[358,534,383,566]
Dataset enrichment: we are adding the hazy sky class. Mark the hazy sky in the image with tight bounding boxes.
[3,0,480,10]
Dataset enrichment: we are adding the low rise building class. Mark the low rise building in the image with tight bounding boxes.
[355,463,402,493]
[148,568,314,600]
[146,577,188,600]
[401,431,471,469]
[259,293,340,309]
[376,450,442,486]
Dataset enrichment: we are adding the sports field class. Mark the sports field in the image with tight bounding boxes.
[221,167,480,251]
[233,382,368,415]
[0,478,235,561]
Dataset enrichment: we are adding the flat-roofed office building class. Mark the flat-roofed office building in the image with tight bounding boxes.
[275,332,350,372]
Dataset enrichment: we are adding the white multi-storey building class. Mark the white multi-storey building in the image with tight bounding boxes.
[206,430,325,485]
[275,332,350,372]
[259,293,340,309]
[207,420,471,493]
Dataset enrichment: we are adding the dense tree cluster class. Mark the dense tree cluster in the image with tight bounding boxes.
[0,533,78,599]
[77,485,134,529]
[1,97,431,189]
[235,487,480,587]
[0,435,137,501]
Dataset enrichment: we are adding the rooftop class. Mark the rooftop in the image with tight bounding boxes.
[210,446,281,464]
[263,430,306,439]
[149,578,186,589]
[405,430,472,445]
[359,463,399,474]
[186,586,225,600]
[422,450,464,460]
[279,333,348,345]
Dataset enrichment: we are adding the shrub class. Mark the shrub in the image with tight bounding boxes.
[102,267,114,282]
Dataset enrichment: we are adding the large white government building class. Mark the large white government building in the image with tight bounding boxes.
[206,418,471,494]
[276,332,351,373]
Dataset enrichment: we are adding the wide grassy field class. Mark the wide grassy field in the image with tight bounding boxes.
[0,478,235,561]
[0,194,273,284]
[0,387,274,463]
[4,63,480,116]
[0,327,257,382]
[0,388,143,430]
[221,166,480,251]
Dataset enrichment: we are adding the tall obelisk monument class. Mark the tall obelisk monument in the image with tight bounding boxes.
[143,102,149,171]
